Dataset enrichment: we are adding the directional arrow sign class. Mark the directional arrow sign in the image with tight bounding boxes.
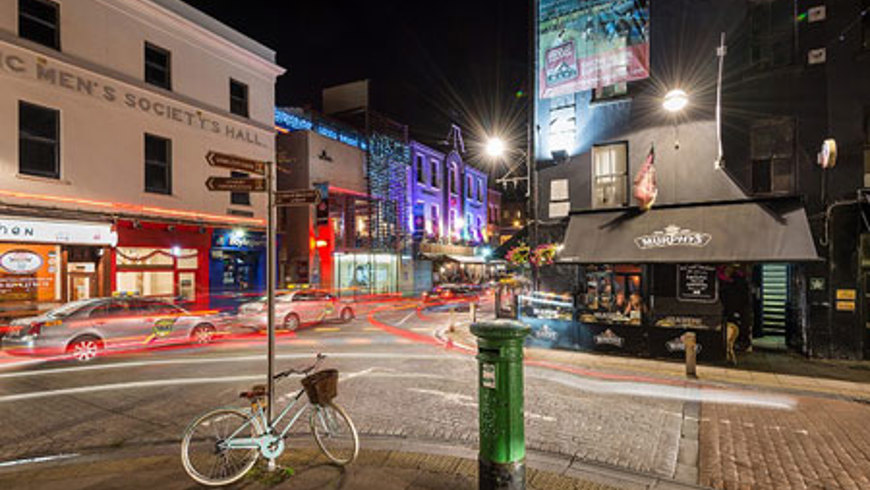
[206,151,266,175]
[275,189,321,207]
[205,176,266,192]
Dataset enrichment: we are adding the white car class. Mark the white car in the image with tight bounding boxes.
[235,290,355,331]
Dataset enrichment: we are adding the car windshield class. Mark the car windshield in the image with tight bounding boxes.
[46,299,100,318]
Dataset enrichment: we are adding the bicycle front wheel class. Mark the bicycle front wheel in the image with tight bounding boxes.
[181,408,261,487]
[310,402,359,465]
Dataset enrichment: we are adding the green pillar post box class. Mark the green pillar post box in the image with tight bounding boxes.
[471,319,531,490]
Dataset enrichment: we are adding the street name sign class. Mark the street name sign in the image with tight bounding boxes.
[275,189,321,207]
[206,151,266,175]
[205,176,266,192]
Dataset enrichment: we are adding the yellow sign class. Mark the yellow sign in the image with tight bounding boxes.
[836,289,857,300]
[836,301,856,312]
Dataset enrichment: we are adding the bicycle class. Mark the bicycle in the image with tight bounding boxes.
[180,353,359,486]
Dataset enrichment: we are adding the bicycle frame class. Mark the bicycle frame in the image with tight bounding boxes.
[222,387,312,451]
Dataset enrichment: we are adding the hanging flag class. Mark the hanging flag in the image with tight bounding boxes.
[633,145,657,211]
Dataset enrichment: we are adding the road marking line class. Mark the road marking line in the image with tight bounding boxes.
[0,453,79,468]
[362,327,382,332]
[0,367,459,403]
[410,327,431,332]
[0,352,469,380]
[314,327,341,333]
[395,310,417,326]
[346,338,373,345]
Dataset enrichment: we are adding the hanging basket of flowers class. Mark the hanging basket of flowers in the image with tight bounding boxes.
[530,243,558,267]
[506,244,530,266]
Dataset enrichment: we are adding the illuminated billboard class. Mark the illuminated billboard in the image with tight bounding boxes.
[539,0,650,99]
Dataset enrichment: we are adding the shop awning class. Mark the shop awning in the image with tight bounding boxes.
[560,198,819,264]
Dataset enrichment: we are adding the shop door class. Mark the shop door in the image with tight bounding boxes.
[759,264,788,338]
[69,272,97,301]
[177,272,196,303]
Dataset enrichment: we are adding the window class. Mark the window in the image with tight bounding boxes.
[548,94,576,155]
[19,101,59,178]
[864,0,870,51]
[592,143,628,208]
[750,118,794,194]
[18,0,59,50]
[749,0,794,69]
[145,134,171,194]
[430,204,439,235]
[231,171,250,205]
[477,179,484,202]
[416,155,425,184]
[430,159,439,187]
[467,175,473,198]
[448,167,457,194]
[593,82,628,101]
[230,79,249,117]
[144,42,171,90]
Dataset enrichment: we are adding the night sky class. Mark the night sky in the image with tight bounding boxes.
[181,0,530,152]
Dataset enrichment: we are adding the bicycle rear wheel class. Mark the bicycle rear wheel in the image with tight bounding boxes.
[309,402,359,465]
[181,408,261,486]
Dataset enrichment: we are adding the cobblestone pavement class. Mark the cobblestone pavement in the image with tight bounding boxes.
[426,304,870,489]
[0,309,687,485]
[699,396,870,489]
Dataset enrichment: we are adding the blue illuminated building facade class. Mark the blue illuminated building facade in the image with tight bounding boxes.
[408,129,489,246]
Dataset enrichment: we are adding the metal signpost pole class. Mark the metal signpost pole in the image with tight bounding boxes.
[266,161,276,425]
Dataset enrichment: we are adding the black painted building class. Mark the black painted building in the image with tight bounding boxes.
[532,0,870,359]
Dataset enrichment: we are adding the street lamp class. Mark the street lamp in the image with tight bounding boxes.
[485,137,506,158]
[662,89,689,112]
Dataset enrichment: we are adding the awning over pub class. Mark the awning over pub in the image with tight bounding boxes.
[560,198,819,264]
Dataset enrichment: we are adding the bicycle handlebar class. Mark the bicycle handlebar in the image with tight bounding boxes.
[273,353,326,380]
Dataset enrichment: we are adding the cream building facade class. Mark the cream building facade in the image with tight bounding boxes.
[0,0,284,315]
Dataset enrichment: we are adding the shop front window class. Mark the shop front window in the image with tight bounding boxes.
[578,265,644,325]
[333,253,397,296]
[116,271,174,297]
[115,247,198,299]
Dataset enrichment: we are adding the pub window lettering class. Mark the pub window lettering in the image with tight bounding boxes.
[748,0,794,69]
[230,171,250,206]
[144,42,172,90]
[592,142,628,208]
[19,101,60,179]
[750,118,794,195]
[144,133,172,195]
[19,0,60,50]
[229,79,249,118]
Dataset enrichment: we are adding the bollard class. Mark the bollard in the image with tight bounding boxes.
[448,306,456,333]
[471,320,531,490]
[682,331,697,378]
[470,301,477,323]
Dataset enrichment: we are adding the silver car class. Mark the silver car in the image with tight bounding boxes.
[235,290,355,331]
[2,297,220,362]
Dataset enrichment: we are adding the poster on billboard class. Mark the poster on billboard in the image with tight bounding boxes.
[539,0,650,99]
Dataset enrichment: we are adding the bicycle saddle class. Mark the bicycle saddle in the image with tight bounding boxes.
[239,384,267,399]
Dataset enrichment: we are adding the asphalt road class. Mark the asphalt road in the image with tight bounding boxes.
[0,299,689,485]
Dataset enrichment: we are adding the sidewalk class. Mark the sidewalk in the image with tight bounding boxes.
[445,320,870,402]
[0,438,705,490]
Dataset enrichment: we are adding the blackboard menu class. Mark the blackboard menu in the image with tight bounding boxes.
[677,264,717,302]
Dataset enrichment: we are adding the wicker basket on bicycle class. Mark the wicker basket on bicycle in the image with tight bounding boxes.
[301,369,338,405]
